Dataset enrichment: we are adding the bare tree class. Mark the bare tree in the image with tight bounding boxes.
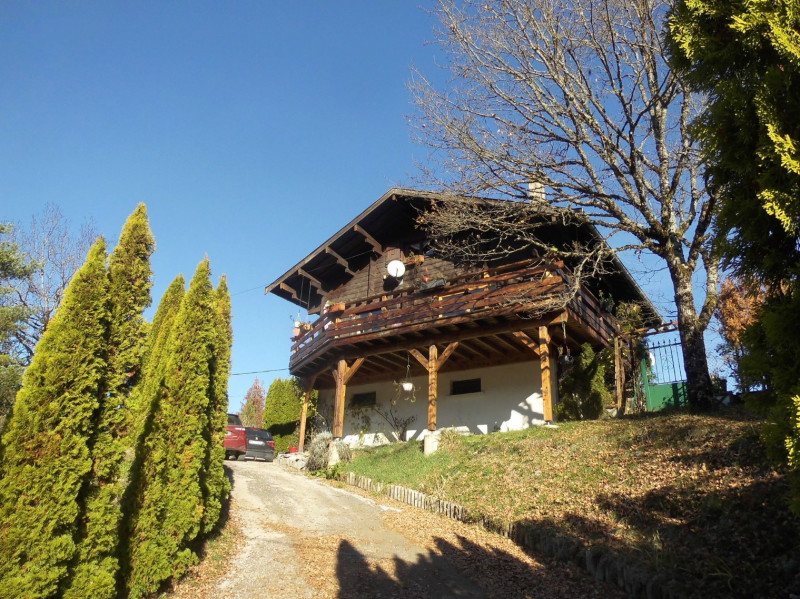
[411,0,719,410]
[9,204,97,361]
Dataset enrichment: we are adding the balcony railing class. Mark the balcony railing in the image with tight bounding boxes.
[289,260,619,370]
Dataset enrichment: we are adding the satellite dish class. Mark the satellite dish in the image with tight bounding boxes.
[386,259,406,279]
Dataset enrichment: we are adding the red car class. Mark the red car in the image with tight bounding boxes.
[224,413,247,460]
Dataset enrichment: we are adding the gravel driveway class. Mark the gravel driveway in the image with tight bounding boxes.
[175,460,622,599]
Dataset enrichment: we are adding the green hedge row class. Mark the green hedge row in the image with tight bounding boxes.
[0,205,232,599]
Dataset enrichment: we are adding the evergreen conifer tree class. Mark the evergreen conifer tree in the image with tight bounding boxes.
[201,275,232,534]
[129,275,185,431]
[0,239,109,599]
[263,377,303,453]
[126,260,216,598]
[669,0,800,513]
[64,205,154,599]
[120,275,184,597]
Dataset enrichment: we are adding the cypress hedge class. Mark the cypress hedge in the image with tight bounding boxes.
[0,206,232,598]
[120,275,184,597]
[0,239,109,599]
[65,204,154,599]
[201,275,232,535]
[128,275,185,434]
[125,259,217,598]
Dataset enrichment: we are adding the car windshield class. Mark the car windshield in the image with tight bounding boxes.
[227,414,242,426]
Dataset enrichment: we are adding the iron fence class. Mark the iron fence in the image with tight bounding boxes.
[644,334,686,385]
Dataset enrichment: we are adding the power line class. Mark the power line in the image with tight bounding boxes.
[230,368,289,376]
[231,284,267,296]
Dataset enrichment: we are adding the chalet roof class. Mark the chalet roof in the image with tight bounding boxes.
[265,188,660,324]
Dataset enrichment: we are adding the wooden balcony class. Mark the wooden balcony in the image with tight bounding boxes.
[288,260,620,382]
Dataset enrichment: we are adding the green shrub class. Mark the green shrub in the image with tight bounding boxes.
[557,343,612,421]
[263,378,303,453]
[307,432,334,471]
[306,432,351,472]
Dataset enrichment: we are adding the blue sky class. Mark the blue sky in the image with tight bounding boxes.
[1,2,724,410]
[1,2,446,411]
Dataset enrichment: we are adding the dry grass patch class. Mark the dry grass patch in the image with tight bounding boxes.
[345,407,800,598]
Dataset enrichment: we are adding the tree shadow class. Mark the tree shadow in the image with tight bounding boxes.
[438,408,798,598]
[334,534,620,599]
[588,475,800,598]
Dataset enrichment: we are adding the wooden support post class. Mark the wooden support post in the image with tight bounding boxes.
[411,342,459,432]
[614,336,626,415]
[428,345,438,431]
[332,360,346,439]
[298,374,317,452]
[539,325,554,422]
[331,358,364,439]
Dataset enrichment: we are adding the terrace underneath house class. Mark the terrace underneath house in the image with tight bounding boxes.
[266,189,658,452]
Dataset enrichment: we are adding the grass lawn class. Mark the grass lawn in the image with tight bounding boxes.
[342,407,799,598]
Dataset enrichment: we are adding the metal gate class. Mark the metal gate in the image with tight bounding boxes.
[640,333,687,411]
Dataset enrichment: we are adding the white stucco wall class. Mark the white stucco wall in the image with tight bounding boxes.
[318,361,547,447]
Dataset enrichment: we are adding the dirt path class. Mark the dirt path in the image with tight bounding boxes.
[172,460,622,599]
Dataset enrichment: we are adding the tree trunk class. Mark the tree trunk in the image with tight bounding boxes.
[670,263,716,412]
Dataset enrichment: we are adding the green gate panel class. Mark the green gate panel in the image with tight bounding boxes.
[640,357,688,411]
[645,381,688,411]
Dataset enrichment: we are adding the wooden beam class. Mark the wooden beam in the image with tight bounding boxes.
[539,325,554,422]
[354,225,382,253]
[456,340,483,360]
[512,331,541,356]
[491,334,519,353]
[417,342,460,432]
[409,348,428,369]
[472,337,501,355]
[297,268,324,291]
[298,374,318,452]
[325,247,355,275]
[278,282,298,301]
[369,353,405,370]
[343,357,365,385]
[437,341,459,370]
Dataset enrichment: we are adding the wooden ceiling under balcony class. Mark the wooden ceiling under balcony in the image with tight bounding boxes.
[309,314,574,390]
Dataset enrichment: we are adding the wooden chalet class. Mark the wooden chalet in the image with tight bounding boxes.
[266,189,657,451]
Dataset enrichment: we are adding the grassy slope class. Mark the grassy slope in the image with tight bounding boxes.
[343,407,799,598]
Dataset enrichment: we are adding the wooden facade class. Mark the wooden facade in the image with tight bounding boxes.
[266,189,656,447]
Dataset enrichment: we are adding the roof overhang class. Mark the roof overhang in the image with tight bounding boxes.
[265,188,661,324]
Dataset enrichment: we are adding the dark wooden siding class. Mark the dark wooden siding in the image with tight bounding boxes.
[324,256,467,306]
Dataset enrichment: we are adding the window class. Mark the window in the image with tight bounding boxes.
[350,391,377,408]
[450,378,481,395]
